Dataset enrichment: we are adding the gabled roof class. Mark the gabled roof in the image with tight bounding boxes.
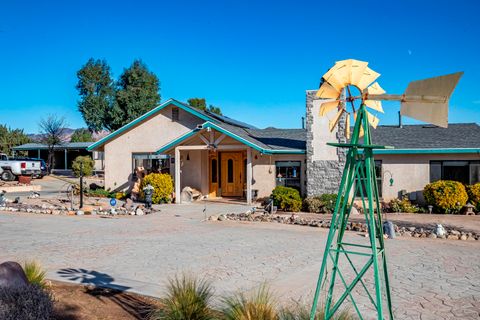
[356,123,480,154]
[87,99,218,151]
[156,121,306,154]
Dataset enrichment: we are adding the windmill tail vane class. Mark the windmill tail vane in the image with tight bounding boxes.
[310,59,462,320]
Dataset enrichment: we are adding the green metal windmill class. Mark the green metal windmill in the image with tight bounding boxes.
[309,59,463,320]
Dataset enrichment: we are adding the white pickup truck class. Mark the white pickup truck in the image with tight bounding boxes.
[0,153,43,181]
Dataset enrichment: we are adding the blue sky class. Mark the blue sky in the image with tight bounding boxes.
[0,0,479,133]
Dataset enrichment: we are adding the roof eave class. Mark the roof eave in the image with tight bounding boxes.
[87,99,216,151]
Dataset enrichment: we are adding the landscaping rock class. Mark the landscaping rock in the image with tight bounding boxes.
[460,234,468,241]
[0,261,28,289]
[208,215,218,221]
[218,214,227,221]
[447,234,459,240]
[135,207,144,216]
[76,210,84,216]
[428,233,437,239]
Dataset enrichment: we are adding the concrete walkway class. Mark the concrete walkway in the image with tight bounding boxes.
[0,203,479,319]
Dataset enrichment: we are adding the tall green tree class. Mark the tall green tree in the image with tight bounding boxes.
[187,98,222,115]
[0,125,31,155]
[70,128,93,143]
[76,58,116,131]
[115,60,161,128]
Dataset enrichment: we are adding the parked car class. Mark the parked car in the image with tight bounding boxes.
[0,153,43,181]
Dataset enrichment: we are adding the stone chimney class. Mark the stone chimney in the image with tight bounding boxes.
[305,90,347,196]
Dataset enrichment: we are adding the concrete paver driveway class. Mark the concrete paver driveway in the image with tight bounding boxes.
[0,203,479,319]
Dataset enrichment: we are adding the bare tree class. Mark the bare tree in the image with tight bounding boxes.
[39,115,68,173]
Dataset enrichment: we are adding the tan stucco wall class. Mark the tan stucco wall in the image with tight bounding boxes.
[377,153,480,202]
[104,105,204,190]
[252,151,306,198]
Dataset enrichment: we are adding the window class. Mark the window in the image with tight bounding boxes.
[430,161,480,184]
[172,107,179,121]
[227,159,234,183]
[132,153,170,176]
[211,159,218,183]
[355,160,382,198]
[276,161,301,191]
[93,151,104,160]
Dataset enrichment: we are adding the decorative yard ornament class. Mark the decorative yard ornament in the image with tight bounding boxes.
[310,59,462,320]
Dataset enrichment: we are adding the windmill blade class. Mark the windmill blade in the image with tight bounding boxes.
[317,82,340,99]
[329,108,345,132]
[319,100,340,116]
[365,100,384,113]
[334,59,353,83]
[323,63,349,91]
[366,111,380,129]
[356,67,380,90]
[400,72,463,128]
[365,82,385,95]
[350,60,369,86]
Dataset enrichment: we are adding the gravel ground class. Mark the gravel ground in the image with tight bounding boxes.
[0,202,479,319]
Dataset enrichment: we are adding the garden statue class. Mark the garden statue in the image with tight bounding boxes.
[143,184,154,208]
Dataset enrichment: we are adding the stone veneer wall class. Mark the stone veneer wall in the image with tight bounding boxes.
[305,90,347,196]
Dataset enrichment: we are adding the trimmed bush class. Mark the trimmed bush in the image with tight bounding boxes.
[140,173,174,204]
[222,283,277,320]
[424,180,468,214]
[150,274,215,320]
[302,197,324,213]
[23,261,48,289]
[318,194,338,213]
[72,155,95,177]
[271,186,302,212]
[388,197,421,213]
[86,188,115,198]
[467,183,480,212]
[0,284,54,320]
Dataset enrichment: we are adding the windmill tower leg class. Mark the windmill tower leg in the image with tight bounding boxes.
[310,105,394,320]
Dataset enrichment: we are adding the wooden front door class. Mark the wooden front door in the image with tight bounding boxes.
[220,152,243,197]
[209,154,219,198]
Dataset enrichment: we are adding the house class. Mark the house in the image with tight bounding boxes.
[88,92,480,204]
[12,142,104,173]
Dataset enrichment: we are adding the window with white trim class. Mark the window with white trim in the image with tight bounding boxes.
[430,160,480,184]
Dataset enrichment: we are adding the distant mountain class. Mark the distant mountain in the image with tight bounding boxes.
[28,128,110,143]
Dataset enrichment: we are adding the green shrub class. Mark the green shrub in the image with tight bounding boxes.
[424,180,468,214]
[150,274,215,320]
[23,261,48,289]
[222,283,277,320]
[71,155,95,177]
[389,197,421,213]
[85,188,115,198]
[141,173,174,204]
[0,284,53,320]
[271,186,302,212]
[318,194,338,213]
[467,183,480,212]
[302,197,324,213]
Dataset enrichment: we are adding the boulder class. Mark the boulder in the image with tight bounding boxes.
[0,261,29,289]
[135,207,144,216]
[76,210,84,216]
[209,215,218,221]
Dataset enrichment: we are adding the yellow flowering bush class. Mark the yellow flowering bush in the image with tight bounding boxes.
[467,183,480,211]
[423,180,468,214]
[140,173,174,204]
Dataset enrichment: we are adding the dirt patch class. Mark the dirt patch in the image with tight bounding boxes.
[51,280,160,320]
